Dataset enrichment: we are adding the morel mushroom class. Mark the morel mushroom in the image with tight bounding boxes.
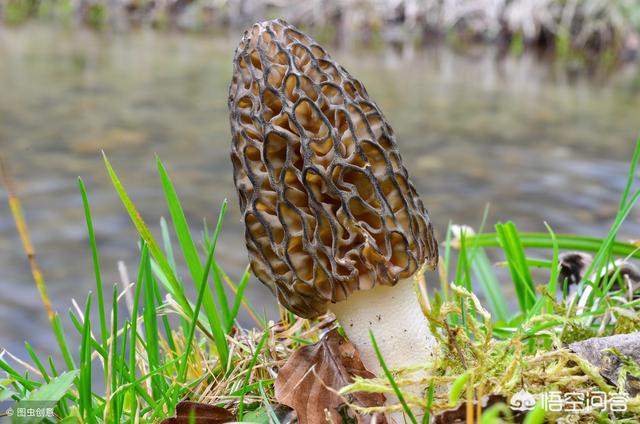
[229,20,438,378]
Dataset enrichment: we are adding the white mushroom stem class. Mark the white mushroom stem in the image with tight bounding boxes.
[329,275,436,421]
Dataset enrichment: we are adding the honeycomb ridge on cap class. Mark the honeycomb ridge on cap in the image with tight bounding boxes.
[229,19,438,318]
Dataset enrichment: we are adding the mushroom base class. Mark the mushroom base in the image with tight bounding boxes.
[329,276,436,420]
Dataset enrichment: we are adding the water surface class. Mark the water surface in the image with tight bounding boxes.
[1,27,640,358]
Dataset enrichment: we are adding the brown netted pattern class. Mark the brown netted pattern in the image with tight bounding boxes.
[229,19,438,318]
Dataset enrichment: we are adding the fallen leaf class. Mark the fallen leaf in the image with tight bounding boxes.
[275,328,387,424]
[160,400,235,423]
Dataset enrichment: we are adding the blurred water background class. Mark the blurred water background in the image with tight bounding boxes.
[1,18,640,361]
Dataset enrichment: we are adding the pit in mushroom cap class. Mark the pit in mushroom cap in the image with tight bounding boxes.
[229,19,438,319]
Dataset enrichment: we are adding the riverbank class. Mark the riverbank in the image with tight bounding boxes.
[2,0,640,63]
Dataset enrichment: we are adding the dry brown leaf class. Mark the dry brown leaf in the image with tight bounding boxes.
[275,328,387,424]
[159,400,235,423]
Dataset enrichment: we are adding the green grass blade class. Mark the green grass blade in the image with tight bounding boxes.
[480,403,513,424]
[0,359,39,391]
[202,218,212,250]
[369,330,417,424]
[78,177,108,351]
[442,221,453,297]
[449,371,471,404]
[219,265,265,330]
[258,381,281,424]
[129,243,148,422]
[102,152,192,318]
[464,209,509,321]
[460,232,640,259]
[110,284,121,423]
[613,138,640,219]
[237,331,268,419]
[142,247,164,398]
[207,199,231,331]
[227,380,274,397]
[470,247,508,321]
[228,267,252,333]
[523,403,546,424]
[118,320,130,416]
[211,261,231,330]
[78,293,94,423]
[48,357,60,378]
[24,342,51,383]
[422,382,435,424]
[156,157,230,332]
[454,231,471,328]
[506,222,537,307]
[68,310,109,361]
[152,271,178,358]
[178,229,229,384]
[160,216,178,272]
[27,370,78,403]
[51,313,76,371]
[456,228,473,292]
[204,200,232,333]
[583,187,640,299]
[544,223,560,310]
[495,258,553,268]
[148,258,182,301]
[495,222,536,313]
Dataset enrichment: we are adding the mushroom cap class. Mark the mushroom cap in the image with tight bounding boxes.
[229,19,438,319]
